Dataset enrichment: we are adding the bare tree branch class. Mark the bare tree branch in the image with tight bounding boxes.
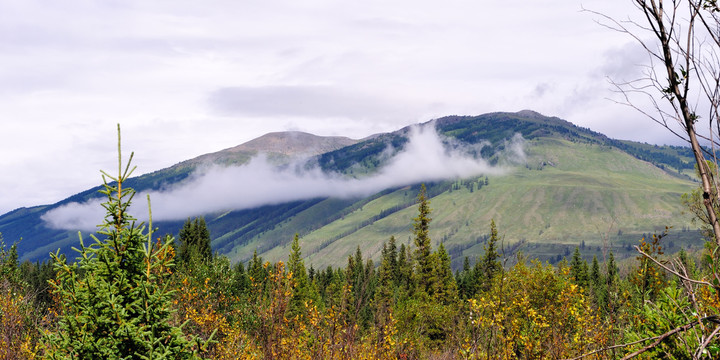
[564,315,720,360]
[695,325,720,358]
[634,245,716,287]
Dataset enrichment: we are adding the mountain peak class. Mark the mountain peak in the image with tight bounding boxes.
[228,131,359,156]
[180,131,360,167]
[516,109,545,118]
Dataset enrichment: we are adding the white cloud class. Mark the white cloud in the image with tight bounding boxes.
[41,126,520,231]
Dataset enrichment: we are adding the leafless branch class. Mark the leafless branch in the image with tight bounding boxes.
[565,315,720,360]
[633,245,715,287]
[695,325,720,358]
[620,315,720,359]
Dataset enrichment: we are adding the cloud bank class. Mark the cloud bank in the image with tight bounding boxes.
[42,127,525,231]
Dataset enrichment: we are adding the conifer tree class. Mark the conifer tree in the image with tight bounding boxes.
[376,240,395,315]
[478,219,501,292]
[232,261,250,297]
[590,255,601,289]
[344,253,359,326]
[386,235,398,283]
[581,260,589,286]
[433,243,458,304]
[288,233,307,284]
[603,250,619,315]
[374,243,395,335]
[0,236,22,289]
[177,217,212,266]
[606,251,618,289]
[43,125,208,359]
[396,243,413,293]
[288,233,311,318]
[308,264,315,282]
[570,247,589,288]
[457,256,473,299]
[413,184,436,296]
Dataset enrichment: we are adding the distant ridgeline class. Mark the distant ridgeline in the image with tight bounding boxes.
[0,110,703,267]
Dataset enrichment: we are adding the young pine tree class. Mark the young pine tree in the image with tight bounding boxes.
[287,233,312,318]
[375,241,395,317]
[478,219,502,292]
[570,246,589,289]
[413,184,437,297]
[433,243,458,304]
[43,126,209,359]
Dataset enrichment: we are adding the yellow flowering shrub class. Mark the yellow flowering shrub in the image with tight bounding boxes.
[461,260,611,359]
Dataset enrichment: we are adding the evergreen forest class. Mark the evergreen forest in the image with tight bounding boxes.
[2,129,720,359]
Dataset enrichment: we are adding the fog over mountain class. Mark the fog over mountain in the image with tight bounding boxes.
[42,126,525,231]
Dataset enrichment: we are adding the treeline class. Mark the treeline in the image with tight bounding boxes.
[3,180,719,359]
[607,140,695,172]
[317,133,408,173]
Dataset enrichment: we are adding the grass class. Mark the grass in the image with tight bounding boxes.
[244,138,702,269]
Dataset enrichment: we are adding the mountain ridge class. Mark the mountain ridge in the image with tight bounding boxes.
[0,110,702,266]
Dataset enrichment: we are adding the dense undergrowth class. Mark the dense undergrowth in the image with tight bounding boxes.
[2,188,719,358]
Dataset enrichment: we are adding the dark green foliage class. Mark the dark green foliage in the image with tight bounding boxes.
[590,255,601,289]
[42,126,208,359]
[288,234,307,285]
[396,243,413,292]
[413,184,437,297]
[433,243,457,304]
[248,250,267,288]
[610,140,694,172]
[0,236,22,289]
[344,247,376,330]
[570,247,589,289]
[478,219,502,292]
[209,198,328,253]
[317,133,408,173]
[375,240,396,318]
[177,217,212,266]
[606,251,618,288]
[231,260,250,297]
[288,233,315,319]
[385,236,398,282]
[435,112,605,150]
[20,258,56,310]
[457,256,474,299]
[315,265,345,308]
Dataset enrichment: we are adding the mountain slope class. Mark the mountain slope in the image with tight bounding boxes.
[1,131,358,261]
[236,137,699,269]
[0,111,703,267]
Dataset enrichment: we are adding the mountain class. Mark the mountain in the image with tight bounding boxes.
[181,131,358,166]
[0,111,703,268]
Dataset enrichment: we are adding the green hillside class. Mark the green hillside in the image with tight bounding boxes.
[236,137,700,269]
[0,111,705,267]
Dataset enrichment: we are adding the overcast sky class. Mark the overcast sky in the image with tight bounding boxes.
[0,0,675,215]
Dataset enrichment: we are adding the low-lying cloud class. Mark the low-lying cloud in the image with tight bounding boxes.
[42,126,525,231]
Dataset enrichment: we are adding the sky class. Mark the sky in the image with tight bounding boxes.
[0,0,677,215]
